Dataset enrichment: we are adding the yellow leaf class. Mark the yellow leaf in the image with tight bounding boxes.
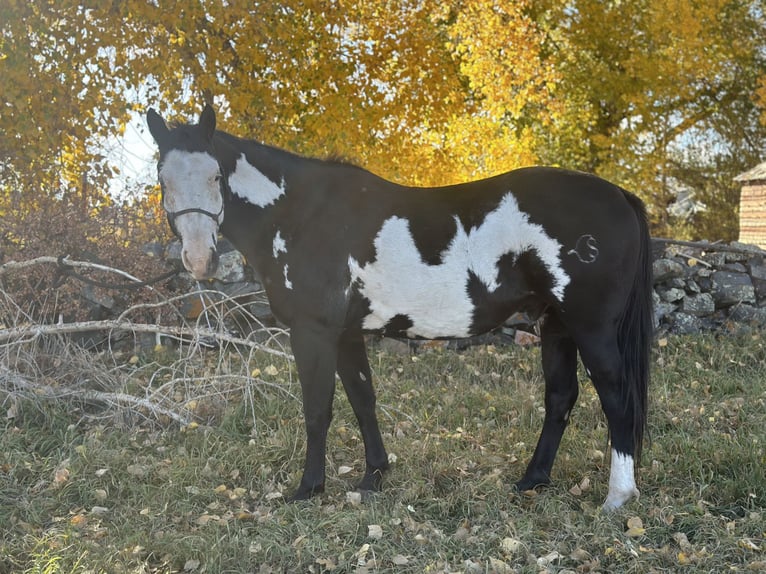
[54,467,70,487]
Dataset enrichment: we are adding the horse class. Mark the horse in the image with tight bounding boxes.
[146,105,653,510]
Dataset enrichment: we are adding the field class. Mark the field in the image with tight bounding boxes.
[1,333,765,573]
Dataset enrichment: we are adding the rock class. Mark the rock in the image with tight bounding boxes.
[653,258,686,283]
[681,293,715,317]
[142,241,165,258]
[213,250,246,283]
[514,330,540,346]
[654,302,677,327]
[749,262,766,302]
[667,277,687,289]
[711,271,756,307]
[728,305,766,326]
[726,242,763,262]
[81,284,115,310]
[703,252,727,267]
[659,287,685,303]
[670,313,705,335]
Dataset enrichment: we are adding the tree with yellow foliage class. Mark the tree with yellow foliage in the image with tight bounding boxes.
[1,0,765,241]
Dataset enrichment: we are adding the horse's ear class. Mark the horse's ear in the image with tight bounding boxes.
[146,108,170,146]
[199,104,216,141]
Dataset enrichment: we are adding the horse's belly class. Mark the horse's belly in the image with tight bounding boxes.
[358,278,475,339]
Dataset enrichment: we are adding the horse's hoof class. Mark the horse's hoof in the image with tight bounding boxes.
[514,475,551,493]
[355,471,385,493]
[286,483,324,503]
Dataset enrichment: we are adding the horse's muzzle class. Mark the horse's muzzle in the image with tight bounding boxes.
[182,246,219,281]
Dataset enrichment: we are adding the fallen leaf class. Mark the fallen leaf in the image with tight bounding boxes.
[315,557,337,571]
[673,532,693,551]
[739,538,761,551]
[368,524,383,539]
[489,557,514,573]
[537,551,562,567]
[356,543,370,566]
[346,491,362,506]
[264,364,279,376]
[570,548,590,562]
[53,467,70,487]
[391,555,409,566]
[626,516,646,537]
[183,559,200,572]
[500,537,523,555]
[338,465,353,476]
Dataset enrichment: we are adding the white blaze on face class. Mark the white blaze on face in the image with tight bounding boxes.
[348,193,570,338]
[229,153,285,207]
[602,449,639,511]
[159,150,222,280]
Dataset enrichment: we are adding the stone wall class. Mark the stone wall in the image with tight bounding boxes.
[652,239,766,334]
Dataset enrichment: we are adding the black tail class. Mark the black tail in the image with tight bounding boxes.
[618,191,653,462]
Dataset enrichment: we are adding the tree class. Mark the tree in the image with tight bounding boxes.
[1,0,765,242]
[527,0,766,237]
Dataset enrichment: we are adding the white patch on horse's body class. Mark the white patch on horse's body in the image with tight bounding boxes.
[602,449,639,511]
[159,150,222,279]
[271,231,292,289]
[568,234,599,264]
[272,230,287,258]
[229,153,285,207]
[283,264,293,290]
[349,193,569,338]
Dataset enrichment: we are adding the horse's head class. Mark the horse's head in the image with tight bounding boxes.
[147,105,224,280]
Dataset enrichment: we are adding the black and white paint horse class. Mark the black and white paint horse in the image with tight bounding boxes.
[147,105,652,510]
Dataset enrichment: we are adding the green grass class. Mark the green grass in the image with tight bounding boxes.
[1,334,765,573]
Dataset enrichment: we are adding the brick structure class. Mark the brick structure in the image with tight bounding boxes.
[735,161,766,249]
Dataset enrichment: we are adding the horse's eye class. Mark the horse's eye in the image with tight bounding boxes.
[214,174,223,182]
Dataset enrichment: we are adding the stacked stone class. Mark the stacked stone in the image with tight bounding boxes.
[652,241,766,334]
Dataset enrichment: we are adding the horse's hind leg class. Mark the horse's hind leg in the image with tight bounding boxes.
[516,314,579,491]
[576,331,640,510]
[337,330,389,492]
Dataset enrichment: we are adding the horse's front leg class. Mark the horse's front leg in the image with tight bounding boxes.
[336,330,389,492]
[288,324,338,501]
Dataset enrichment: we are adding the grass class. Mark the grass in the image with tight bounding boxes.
[1,333,765,573]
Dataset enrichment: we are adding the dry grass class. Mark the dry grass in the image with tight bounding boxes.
[1,282,765,573]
